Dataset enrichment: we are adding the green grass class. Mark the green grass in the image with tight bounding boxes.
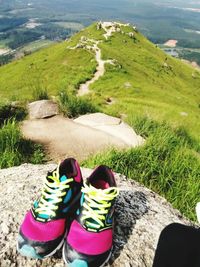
[0,102,27,125]
[0,37,97,101]
[83,116,200,221]
[58,90,99,118]
[32,87,49,101]
[0,120,45,169]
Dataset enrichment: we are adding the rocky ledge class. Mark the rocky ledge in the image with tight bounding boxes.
[0,164,190,267]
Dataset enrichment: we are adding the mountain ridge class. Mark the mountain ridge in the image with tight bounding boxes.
[0,21,200,138]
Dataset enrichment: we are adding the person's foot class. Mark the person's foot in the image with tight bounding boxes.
[17,158,83,259]
[63,165,119,267]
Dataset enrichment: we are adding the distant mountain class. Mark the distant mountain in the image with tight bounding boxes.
[2,0,200,46]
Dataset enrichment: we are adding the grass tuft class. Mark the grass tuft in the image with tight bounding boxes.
[0,120,45,169]
[58,90,98,118]
[0,102,27,125]
[32,87,49,101]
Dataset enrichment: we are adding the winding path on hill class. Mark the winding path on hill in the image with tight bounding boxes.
[77,22,127,96]
[78,40,114,96]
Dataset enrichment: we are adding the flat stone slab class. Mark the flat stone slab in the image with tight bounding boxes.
[28,100,59,119]
[0,164,191,267]
[21,115,128,161]
[74,113,145,146]
[21,113,144,161]
[74,113,121,127]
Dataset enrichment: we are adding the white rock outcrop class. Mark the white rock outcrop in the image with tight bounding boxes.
[74,113,145,147]
[28,100,59,119]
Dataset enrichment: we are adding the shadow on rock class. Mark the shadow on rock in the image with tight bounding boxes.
[53,190,148,261]
[109,190,148,264]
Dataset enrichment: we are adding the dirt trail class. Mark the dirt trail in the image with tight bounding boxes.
[78,41,114,96]
[77,22,132,96]
[67,22,133,96]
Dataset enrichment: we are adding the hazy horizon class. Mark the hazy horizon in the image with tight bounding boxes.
[1,0,200,65]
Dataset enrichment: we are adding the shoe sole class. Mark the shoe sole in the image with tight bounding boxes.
[62,242,112,267]
[17,234,64,259]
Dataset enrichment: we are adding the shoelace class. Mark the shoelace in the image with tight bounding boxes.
[35,167,73,217]
[81,182,119,229]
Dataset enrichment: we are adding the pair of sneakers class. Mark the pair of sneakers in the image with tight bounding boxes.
[17,158,119,267]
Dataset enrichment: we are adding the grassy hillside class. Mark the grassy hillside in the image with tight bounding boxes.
[0,23,200,139]
[0,39,97,100]
[88,25,200,140]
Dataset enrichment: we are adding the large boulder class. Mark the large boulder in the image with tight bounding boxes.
[0,164,191,267]
[28,100,59,119]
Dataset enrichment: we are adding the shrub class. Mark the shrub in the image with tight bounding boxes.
[0,102,27,125]
[58,90,98,118]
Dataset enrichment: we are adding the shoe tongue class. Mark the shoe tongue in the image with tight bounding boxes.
[59,159,76,178]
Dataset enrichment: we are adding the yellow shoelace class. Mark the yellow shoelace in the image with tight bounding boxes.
[35,166,73,217]
[81,182,119,229]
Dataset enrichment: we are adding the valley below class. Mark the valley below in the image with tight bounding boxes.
[1,0,200,66]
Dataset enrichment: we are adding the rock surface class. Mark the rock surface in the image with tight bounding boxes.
[21,113,144,161]
[21,115,128,161]
[0,164,191,267]
[74,113,121,127]
[74,113,145,147]
[28,100,59,119]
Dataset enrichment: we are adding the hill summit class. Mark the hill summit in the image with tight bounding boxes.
[0,21,199,138]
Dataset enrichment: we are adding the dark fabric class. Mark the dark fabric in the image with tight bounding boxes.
[153,223,200,267]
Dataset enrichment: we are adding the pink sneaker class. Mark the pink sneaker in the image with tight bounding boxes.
[63,165,119,267]
[17,158,83,259]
